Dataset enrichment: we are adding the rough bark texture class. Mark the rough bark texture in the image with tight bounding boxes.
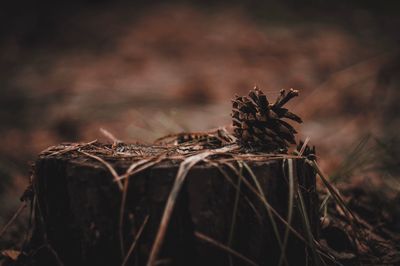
[30,144,318,266]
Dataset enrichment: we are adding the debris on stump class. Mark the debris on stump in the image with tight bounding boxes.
[21,88,323,266]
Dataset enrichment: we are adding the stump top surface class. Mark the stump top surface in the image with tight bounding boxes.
[39,141,305,169]
[33,141,317,266]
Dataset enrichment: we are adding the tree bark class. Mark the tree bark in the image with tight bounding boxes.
[29,143,318,266]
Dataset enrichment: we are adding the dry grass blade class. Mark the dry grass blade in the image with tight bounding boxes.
[118,156,165,257]
[147,146,236,266]
[126,158,155,173]
[278,159,295,266]
[119,178,130,259]
[242,162,288,266]
[331,134,373,182]
[234,163,337,264]
[121,215,149,266]
[122,161,166,180]
[118,154,166,258]
[47,140,97,157]
[297,187,321,265]
[100,128,122,146]
[117,154,168,181]
[319,194,331,213]
[299,137,310,156]
[0,202,27,239]
[205,160,262,223]
[308,159,365,261]
[194,231,259,266]
[228,161,243,266]
[309,160,357,223]
[79,150,123,190]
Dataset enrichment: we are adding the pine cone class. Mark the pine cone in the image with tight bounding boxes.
[232,87,302,152]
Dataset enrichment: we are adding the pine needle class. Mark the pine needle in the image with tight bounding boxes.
[242,162,288,266]
[228,161,243,266]
[121,215,149,266]
[278,159,295,266]
[194,231,259,266]
[146,146,237,266]
[0,202,27,240]
[79,150,123,190]
[119,177,130,259]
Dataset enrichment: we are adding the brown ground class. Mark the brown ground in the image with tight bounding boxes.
[0,2,399,265]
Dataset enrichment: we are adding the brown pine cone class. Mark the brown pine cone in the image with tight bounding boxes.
[232,87,302,152]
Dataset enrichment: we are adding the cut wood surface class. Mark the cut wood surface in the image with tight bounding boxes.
[30,142,318,266]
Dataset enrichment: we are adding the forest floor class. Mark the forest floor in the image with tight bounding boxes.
[0,3,399,265]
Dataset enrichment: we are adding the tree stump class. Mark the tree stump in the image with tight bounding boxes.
[29,142,318,266]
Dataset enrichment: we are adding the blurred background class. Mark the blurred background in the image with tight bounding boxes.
[0,0,399,249]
